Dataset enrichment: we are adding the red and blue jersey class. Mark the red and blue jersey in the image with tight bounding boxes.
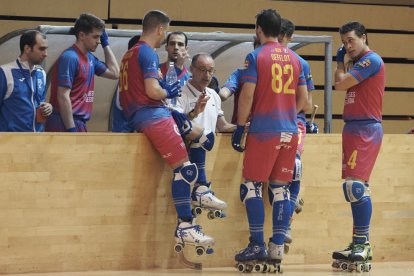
[343,51,385,122]
[50,44,107,121]
[241,41,306,134]
[119,41,169,131]
[293,52,315,125]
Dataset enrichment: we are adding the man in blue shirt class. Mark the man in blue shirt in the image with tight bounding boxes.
[0,30,53,132]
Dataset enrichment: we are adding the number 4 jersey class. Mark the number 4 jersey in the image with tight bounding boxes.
[241,41,306,134]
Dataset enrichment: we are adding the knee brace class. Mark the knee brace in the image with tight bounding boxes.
[342,179,370,202]
[268,184,290,206]
[173,162,198,185]
[191,131,215,151]
[171,110,192,136]
[240,181,263,205]
[292,154,302,181]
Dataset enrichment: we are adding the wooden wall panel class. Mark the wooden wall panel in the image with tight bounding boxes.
[0,0,108,19]
[110,0,414,31]
[0,133,413,274]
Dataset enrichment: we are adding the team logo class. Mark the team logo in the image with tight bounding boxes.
[356,58,371,68]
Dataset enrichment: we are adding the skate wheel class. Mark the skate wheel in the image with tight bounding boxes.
[207,211,215,220]
[174,243,183,253]
[206,247,214,254]
[356,263,363,272]
[279,265,283,273]
[237,263,246,272]
[195,246,205,256]
[194,207,202,215]
[254,263,264,272]
[340,262,348,271]
[245,264,253,273]
[214,210,222,218]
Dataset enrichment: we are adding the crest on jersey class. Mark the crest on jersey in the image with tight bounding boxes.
[355,58,371,68]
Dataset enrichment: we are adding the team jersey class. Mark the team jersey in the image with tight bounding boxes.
[294,52,315,125]
[0,59,46,132]
[223,68,242,124]
[343,51,385,122]
[241,41,306,133]
[50,44,107,121]
[119,41,170,130]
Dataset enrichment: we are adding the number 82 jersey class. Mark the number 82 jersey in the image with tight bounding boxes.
[241,42,306,134]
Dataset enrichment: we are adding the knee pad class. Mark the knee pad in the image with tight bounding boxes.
[173,162,198,185]
[171,110,192,136]
[342,179,370,202]
[240,181,263,205]
[292,154,302,181]
[191,131,215,151]
[268,184,290,206]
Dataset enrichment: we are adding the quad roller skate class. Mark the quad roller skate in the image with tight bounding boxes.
[332,236,372,272]
[267,240,284,273]
[191,183,227,219]
[235,242,269,273]
[174,219,215,256]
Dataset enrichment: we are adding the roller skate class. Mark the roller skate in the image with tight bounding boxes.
[332,236,372,272]
[294,197,304,214]
[174,218,214,256]
[235,242,269,273]
[267,240,284,273]
[191,183,227,219]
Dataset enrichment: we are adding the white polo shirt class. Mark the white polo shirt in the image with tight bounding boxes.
[174,82,224,134]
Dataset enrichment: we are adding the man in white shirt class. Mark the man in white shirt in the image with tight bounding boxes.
[175,53,234,218]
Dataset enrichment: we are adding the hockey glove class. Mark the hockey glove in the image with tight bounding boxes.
[306,121,319,134]
[100,30,109,48]
[232,125,245,152]
[336,45,346,63]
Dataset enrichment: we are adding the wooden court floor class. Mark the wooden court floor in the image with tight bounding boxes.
[7,262,414,275]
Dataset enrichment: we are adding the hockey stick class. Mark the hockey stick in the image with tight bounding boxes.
[309,104,318,125]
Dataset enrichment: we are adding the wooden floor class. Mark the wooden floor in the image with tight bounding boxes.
[6,262,414,276]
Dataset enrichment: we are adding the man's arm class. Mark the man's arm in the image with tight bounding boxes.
[144,78,168,100]
[295,85,308,114]
[100,46,119,80]
[56,87,75,129]
[216,115,235,132]
[218,87,232,101]
[237,82,255,126]
[335,63,359,91]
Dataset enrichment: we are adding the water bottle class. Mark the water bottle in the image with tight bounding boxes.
[166,62,177,85]
[165,62,178,105]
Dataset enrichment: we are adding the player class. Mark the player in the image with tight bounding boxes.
[231,9,307,273]
[119,10,214,256]
[332,21,384,272]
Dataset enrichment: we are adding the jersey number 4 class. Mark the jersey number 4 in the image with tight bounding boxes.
[347,150,358,169]
[271,63,294,94]
[119,61,129,92]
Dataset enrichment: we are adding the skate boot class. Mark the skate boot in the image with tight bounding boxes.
[267,240,284,273]
[191,183,227,219]
[235,242,268,273]
[332,242,353,271]
[174,218,214,256]
[349,236,372,272]
[284,226,292,253]
[294,197,304,214]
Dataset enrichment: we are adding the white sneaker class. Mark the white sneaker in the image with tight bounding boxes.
[175,220,215,247]
[191,185,227,210]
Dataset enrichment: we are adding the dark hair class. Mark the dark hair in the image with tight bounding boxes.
[142,10,170,32]
[280,18,295,38]
[191,53,212,66]
[166,31,188,46]
[256,9,281,37]
[73,13,105,39]
[339,21,369,45]
[128,35,141,49]
[20,30,46,54]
